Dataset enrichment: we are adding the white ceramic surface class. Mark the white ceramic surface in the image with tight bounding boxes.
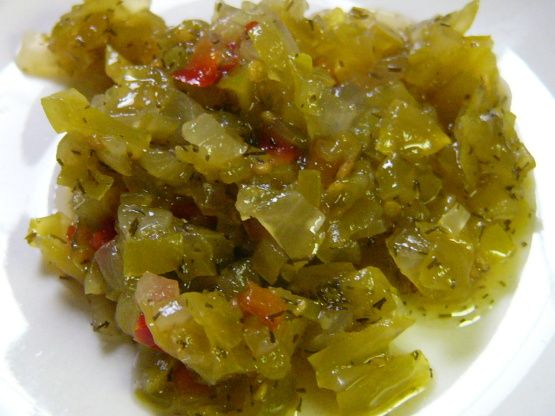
[0,1,554,415]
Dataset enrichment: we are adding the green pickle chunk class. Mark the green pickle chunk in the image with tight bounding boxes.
[21,0,535,415]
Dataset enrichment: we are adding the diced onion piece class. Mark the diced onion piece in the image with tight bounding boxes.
[16,32,64,78]
[142,291,253,384]
[135,272,180,308]
[94,240,124,294]
[134,313,158,348]
[139,148,192,187]
[181,113,248,168]
[439,203,471,236]
[387,225,474,301]
[236,186,326,260]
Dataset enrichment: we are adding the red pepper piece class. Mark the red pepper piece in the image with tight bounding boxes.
[245,20,260,33]
[172,38,221,87]
[89,224,116,251]
[259,128,302,164]
[242,218,271,242]
[66,225,77,243]
[65,223,96,263]
[237,282,287,331]
[172,60,220,87]
[267,144,302,164]
[172,362,212,396]
[134,314,158,349]
[171,198,202,220]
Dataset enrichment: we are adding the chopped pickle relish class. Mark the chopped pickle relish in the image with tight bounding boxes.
[20,0,535,414]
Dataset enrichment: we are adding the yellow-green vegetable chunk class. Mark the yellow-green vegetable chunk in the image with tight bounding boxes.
[21,0,536,415]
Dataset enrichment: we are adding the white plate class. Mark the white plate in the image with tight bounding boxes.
[0,1,554,415]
